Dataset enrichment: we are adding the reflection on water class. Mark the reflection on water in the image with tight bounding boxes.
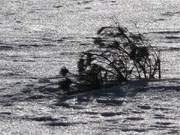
[0,0,180,134]
[1,79,180,135]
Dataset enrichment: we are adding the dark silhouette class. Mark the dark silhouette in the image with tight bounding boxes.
[60,66,69,77]
[58,78,72,90]
[55,24,161,95]
[76,24,161,89]
[85,64,102,89]
[58,66,72,90]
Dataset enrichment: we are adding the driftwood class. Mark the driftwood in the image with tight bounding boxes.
[57,24,161,92]
[76,25,161,89]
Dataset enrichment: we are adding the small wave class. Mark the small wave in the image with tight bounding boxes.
[125,117,144,121]
[84,7,92,10]
[53,5,63,9]
[149,31,180,35]
[150,124,177,129]
[84,111,98,115]
[121,128,146,133]
[153,107,172,111]
[0,112,11,115]
[165,36,180,40]
[54,102,85,109]
[101,112,124,117]
[26,116,58,122]
[137,105,151,110]
[45,121,87,127]
[96,98,124,106]
[154,18,166,22]
[0,45,14,51]
[18,44,55,48]
[26,94,48,101]
[1,72,23,77]
[161,11,180,17]
[77,0,93,5]
[42,38,64,43]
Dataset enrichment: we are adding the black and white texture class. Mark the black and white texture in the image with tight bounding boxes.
[0,0,180,134]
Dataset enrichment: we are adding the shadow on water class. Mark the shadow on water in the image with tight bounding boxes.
[2,78,180,128]
[2,78,180,107]
[54,80,149,106]
[23,78,180,106]
[46,78,180,114]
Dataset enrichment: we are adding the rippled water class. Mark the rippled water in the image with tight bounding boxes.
[1,0,180,134]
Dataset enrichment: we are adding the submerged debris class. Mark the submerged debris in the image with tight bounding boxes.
[42,24,161,96]
[58,66,73,91]
[75,24,161,89]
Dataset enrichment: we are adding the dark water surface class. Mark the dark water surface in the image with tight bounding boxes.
[0,0,180,134]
